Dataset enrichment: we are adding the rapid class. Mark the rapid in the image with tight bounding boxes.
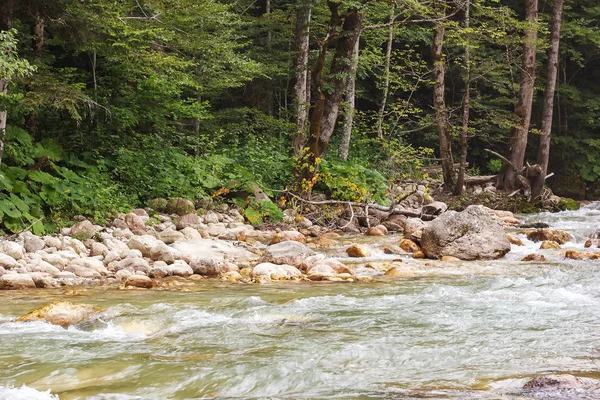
[2,204,600,399]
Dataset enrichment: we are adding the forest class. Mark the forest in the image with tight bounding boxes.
[0,0,599,234]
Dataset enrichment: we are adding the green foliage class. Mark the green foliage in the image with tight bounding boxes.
[242,200,284,226]
[315,159,390,205]
[0,127,133,233]
[487,159,503,174]
[0,29,35,85]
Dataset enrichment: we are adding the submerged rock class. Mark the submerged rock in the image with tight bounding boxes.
[125,275,153,289]
[421,205,511,260]
[524,374,585,390]
[521,253,547,262]
[346,244,371,258]
[540,240,561,250]
[507,235,524,246]
[269,231,307,245]
[524,229,572,245]
[252,262,302,280]
[17,301,100,327]
[565,250,600,260]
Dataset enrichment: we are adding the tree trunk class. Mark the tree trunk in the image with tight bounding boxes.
[501,0,538,191]
[292,2,312,155]
[454,0,470,195]
[294,4,363,194]
[314,8,363,155]
[339,36,360,161]
[432,10,454,189]
[531,0,564,200]
[0,79,7,168]
[33,7,45,57]
[376,6,395,140]
[0,0,15,168]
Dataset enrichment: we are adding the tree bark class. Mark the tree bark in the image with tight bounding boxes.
[339,36,360,161]
[531,0,564,200]
[292,2,312,155]
[376,6,395,140]
[33,6,45,57]
[314,8,363,155]
[454,0,470,195]
[432,8,454,189]
[294,4,363,194]
[0,79,7,168]
[501,0,538,191]
[0,0,15,168]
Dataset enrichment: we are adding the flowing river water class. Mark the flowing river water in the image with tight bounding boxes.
[3,204,600,399]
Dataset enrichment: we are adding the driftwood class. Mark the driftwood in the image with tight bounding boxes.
[421,162,469,174]
[270,188,432,225]
[464,175,497,185]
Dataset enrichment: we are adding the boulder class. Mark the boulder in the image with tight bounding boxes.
[346,244,371,258]
[43,236,62,248]
[383,245,407,255]
[158,229,186,244]
[521,254,546,262]
[524,229,572,245]
[0,240,25,260]
[403,218,426,238]
[540,240,561,250]
[382,214,406,232]
[366,226,386,236]
[149,242,174,263]
[127,235,160,257]
[29,272,54,288]
[421,205,511,260]
[565,250,600,260]
[440,256,461,262]
[421,201,448,216]
[17,301,100,327]
[125,275,153,289]
[269,231,307,245]
[0,254,18,269]
[24,235,45,253]
[307,264,337,281]
[189,256,223,276]
[42,253,68,269]
[252,262,302,280]
[28,261,61,276]
[114,257,150,274]
[64,265,101,279]
[180,227,203,240]
[202,211,221,224]
[90,242,109,257]
[222,271,243,282]
[507,235,524,246]
[0,273,36,289]
[165,198,195,216]
[124,213,147,235]
[171,239,260,264]
[385,266,415,278]
[170,260,193,277]
[399,238,421,253]
[61,237,87,255]
[70,220,96,240]
[259,241,315,267]
[175,213,200,230]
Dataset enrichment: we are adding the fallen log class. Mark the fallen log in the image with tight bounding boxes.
[464,175,497,185]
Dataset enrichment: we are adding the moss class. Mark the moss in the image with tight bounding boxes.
[557,198,580,211]
[148,198,168,212]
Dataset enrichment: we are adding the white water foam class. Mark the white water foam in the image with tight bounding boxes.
[0,385,58,400]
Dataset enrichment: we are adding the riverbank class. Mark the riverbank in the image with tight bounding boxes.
[0,184,590,291]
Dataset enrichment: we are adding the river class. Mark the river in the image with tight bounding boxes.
[2,204,600,399]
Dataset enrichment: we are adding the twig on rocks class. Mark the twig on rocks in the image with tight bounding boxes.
[340,203,355,229]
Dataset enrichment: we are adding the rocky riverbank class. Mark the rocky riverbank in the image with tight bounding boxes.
[0,187,589,290]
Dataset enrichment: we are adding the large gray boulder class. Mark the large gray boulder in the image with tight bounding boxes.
[259,241,315,267]
[421,205,511,260]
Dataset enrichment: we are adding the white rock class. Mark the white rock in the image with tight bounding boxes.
[0,273,36,289]
[42,253,68,269]
[127,235,160,257]
[0,254,18,269]
[0,241,25,260]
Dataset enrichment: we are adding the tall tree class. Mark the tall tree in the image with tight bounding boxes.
[339,35,360,161]
[295,4,363,192]
[292,1,312,155]
[376,5,395,140]
[499,0,538,191]
[454,0,471,195]
[531,0,564,200]
[432,1,454,189]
